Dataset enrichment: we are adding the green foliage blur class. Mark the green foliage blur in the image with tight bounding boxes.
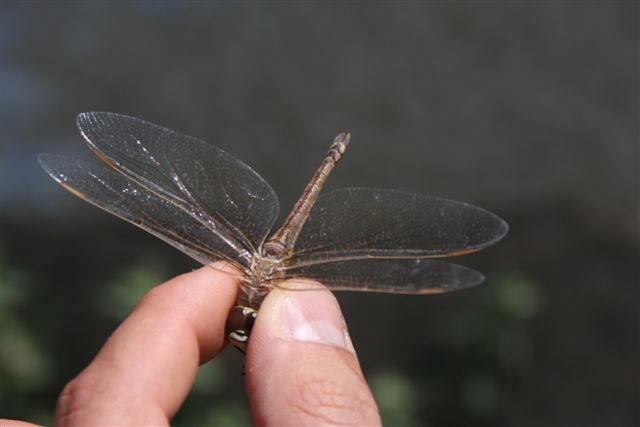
[1,245,55,425]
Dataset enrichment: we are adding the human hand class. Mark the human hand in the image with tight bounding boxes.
[3,265,381,426]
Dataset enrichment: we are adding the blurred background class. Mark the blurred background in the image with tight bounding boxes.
[1,2,638,426]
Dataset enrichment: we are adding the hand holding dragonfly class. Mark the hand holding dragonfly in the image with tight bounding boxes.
[49,267,379,426]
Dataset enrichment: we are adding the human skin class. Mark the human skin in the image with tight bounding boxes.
[2,264,381,426]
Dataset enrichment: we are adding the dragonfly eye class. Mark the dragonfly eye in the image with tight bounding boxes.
[225,305,257,352]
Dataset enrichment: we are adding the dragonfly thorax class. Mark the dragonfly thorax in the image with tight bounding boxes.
[239,254,282,309]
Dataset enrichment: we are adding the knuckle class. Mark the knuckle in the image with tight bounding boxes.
[137,284,167,308]
[55,368,109,423]
[287,366,380,426]
[55,362,121,425]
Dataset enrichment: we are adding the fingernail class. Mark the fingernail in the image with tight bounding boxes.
[279,286,355,353]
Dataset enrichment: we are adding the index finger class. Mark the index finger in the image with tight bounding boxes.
[55,264,239,426]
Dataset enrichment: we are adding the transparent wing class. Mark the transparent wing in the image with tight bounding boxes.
[287,188,508,268]
[76,112,279,253]
[279,259,484,294]
[38,154,251,270]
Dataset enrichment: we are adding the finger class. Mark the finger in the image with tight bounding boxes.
[55,264,239,426]
[0,420,43,427]
[245,281,381,426]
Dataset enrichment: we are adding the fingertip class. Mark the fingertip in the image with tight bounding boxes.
[125,264,239,363]
[158,264,241,360]
[249,281,355,354]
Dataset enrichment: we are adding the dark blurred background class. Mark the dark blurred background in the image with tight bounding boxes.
[1,3,638,426]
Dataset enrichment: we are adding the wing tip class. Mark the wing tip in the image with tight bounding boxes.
[485,212,510,247]
[76,111,99,129]
[37,152,63,176]
[77,111,135,131]
[37,152,51,166]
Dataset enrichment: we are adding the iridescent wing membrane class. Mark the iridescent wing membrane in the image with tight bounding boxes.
[39,112,279,271]
[283,188,508,293]
[39,112,508,295]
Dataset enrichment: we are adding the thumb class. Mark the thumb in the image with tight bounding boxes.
[245,281,381,426]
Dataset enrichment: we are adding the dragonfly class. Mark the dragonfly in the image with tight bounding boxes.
[39,112,508,351]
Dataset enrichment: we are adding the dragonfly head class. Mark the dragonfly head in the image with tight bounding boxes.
[225,305,257,353]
